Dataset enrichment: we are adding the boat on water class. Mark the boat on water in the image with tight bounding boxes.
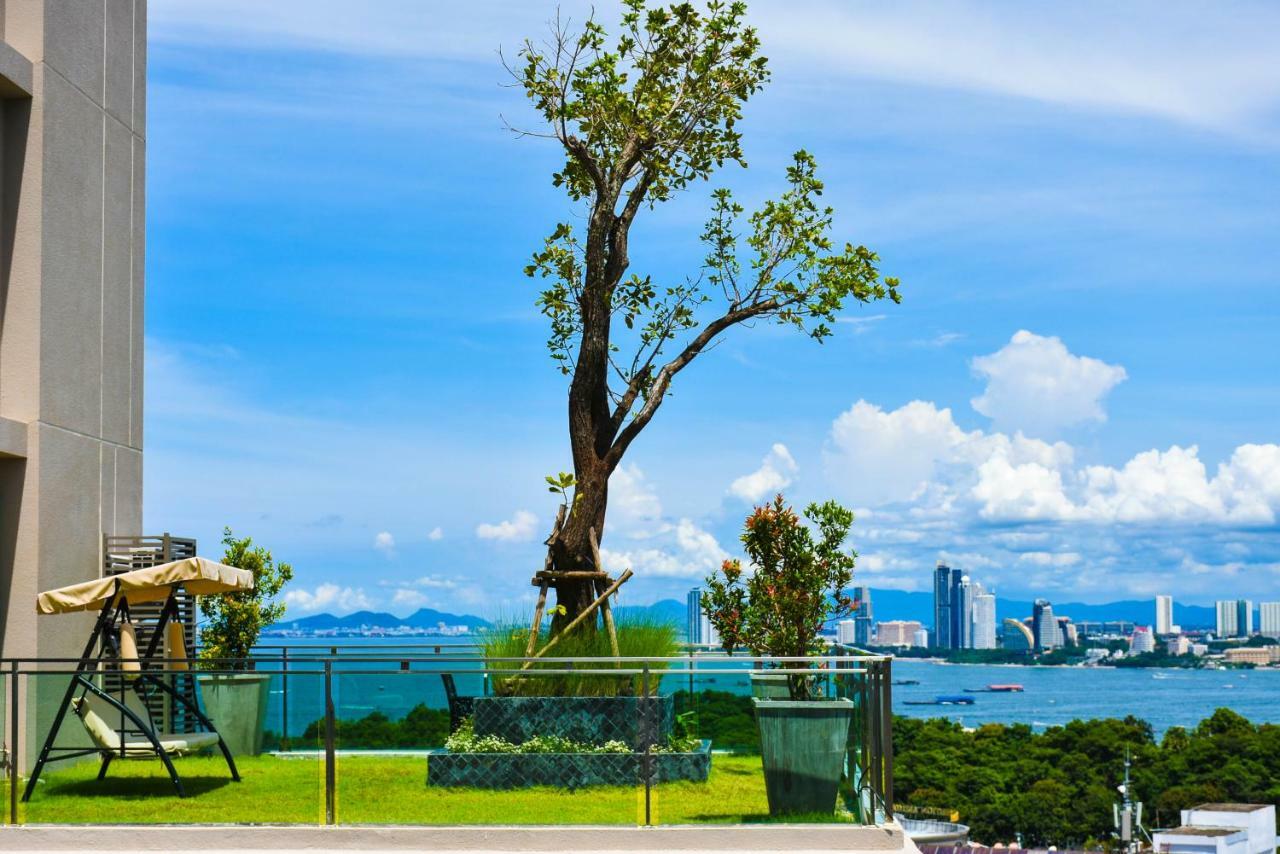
[904,695,976,706]
[893,679,921,685]
[964,683,1025,693]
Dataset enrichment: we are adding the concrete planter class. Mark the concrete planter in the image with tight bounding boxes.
[197,673,271,756]
[472,695,674,749]
[753,697,853,817]
[427,740,712,789]
[749,673,792,699]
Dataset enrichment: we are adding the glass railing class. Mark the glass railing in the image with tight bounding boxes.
[0,646,893,827]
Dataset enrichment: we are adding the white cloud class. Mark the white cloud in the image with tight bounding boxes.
[391,588,429,610]
[970,330,1127,436]
[1018,551,1082,567]
[427,526,444,541]
[608,464,663,533]
[284,583,373,615]
[373,530,396,557]
[601,518,730,579]
[729,443,798,503]
[476,509,539,542]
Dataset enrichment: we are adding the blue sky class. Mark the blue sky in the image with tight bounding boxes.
[144,1,1280,617]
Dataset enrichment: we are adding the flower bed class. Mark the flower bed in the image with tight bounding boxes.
[472,695,674,750]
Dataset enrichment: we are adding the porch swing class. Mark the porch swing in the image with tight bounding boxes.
[22,557,254,801]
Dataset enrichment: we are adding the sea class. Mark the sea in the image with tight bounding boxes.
[252,638,1280,740]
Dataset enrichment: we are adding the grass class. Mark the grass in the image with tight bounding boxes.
[483,616,681,697]
[13,753,810,826]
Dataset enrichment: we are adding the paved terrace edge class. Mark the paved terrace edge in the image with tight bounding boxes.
[1,823,913,852]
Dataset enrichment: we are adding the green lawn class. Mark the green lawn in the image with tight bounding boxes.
[16,753,792,826]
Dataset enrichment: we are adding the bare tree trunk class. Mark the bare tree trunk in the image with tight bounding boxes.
[548,457,609,634]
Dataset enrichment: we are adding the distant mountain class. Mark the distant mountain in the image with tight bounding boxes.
[615,598,684,626]
[271,608,490,633]
[860,589,1216,630]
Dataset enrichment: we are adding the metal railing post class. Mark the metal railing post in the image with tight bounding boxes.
[280,647,289,751]
[642,663,652,827]
[881,657,894,816]
[324,659,335,825]
[9,661,18,825]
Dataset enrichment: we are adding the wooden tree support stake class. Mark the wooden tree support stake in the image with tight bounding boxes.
[590,528,621,660]
[522,568,633,669]
[526,579,549,657]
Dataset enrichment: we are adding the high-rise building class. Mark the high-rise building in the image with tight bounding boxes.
[1216,599,1253,638]
[1001,619,1034,652]
[1130,626,1155,654]
[972,589,997,650]
[1155,595,1173,635]
[932,563,953,649]
[1260,602,1280,638]
[1032,600,1060,651]
[686,588,720,647]
[836,619,857,645]
[912,628,930,648]
[955,575,974,649]
[852,585,873,646]
[1215,600,1238,638]
[1237,599,1254,636]
[1057,617,1077,647]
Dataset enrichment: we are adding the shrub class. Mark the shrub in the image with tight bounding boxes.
[198,528,293,669]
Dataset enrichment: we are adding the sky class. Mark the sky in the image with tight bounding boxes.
[143,1,1280,618]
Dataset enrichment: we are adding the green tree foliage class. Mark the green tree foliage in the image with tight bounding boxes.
[700,495,856,699]
[299,704,451,749]
[511,0,899,626]
[198,528,293,668]
[894,708,1280,847]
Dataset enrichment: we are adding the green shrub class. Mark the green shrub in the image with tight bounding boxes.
[483,615,680,697]
[198,528,293,669]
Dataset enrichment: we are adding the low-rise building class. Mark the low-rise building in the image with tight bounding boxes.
[876,620,924,647]
[1152,804,1276,854]
[1167,635,1191,656]
[1223,646,1280,666]
[1130,626,1156,653]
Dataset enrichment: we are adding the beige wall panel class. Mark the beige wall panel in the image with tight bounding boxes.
[104,0,135,128]
[2,1,46,64]
[38,70,103,437]
[102,119,131,445]
[99,440,116,536]
[43,0,104,105]
[114,444,141,535]
[133,0,146,136]
[0,93,43,423]
[129,134,143,448]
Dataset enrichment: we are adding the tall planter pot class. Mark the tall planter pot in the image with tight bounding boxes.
[749,672,791,699]
[197,673,271,756]
[753,697,853,816]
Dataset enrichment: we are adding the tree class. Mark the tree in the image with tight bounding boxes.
[512,0,900,627]
[700,495,856,698]
[198,528,293,669]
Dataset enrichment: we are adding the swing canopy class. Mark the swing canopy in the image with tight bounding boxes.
[36,556,253,615]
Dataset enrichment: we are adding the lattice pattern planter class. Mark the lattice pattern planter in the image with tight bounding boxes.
[472,695,674,749]
[426,740,712,789]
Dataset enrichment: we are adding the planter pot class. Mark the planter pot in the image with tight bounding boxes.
[426,740,712,789]
[197,673,271,756]
[750,673,792,700]
[753,697,853,816]
[472,695,673,749]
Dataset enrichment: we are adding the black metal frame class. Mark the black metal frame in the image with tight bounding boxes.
[21,580,240,801]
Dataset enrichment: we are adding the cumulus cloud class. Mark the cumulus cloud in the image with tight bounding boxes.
[601,518,730,579]
[373,531,396,557]
[609,464,663,533]
[970,330,1127,436]
[391,588,429,610]
[476,510,539,542]
[729,444,798,503]
[284,583,373,615]
[427,526,444,541]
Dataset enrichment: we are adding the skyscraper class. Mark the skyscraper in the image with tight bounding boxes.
[853,585,873,646]
[1218,604,1239,637]
[1032,599,1060,651]
[972,589,997,650]
[836,619,857,645]
[955,575,974,649]
[686,587,720,647]
[1260,602,1280,638]
[1155,595,1173,635]
[1237,600,1254,636]
[933,563,953,649]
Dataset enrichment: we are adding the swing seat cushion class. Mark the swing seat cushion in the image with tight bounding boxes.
[74,695,221,757]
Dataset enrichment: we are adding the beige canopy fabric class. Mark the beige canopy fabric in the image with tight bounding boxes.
[36,557,254,615]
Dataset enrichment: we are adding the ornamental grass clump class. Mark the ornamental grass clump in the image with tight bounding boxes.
[701,495,857,700]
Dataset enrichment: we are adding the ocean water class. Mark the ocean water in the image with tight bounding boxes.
[253,640,1280,740]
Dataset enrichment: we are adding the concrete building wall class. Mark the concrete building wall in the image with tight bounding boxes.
[0,0,146,762]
